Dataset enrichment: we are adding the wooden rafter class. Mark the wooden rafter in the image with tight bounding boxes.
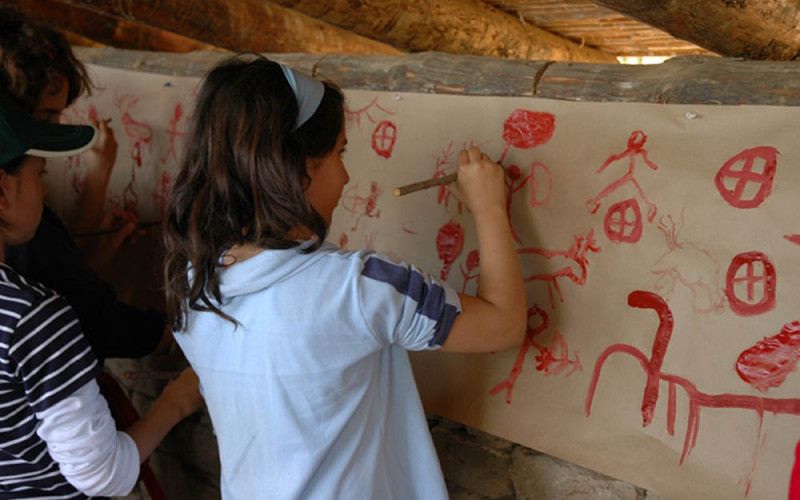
[272,0,617,62]
[48,0,403,55]
[1,0,222,53]
[589,0,800,60]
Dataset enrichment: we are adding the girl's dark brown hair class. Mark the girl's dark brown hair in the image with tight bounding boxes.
[162,54,344,330]
[0,8,91,112]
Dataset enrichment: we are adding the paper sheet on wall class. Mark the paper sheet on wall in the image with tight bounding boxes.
[49,64,800,500]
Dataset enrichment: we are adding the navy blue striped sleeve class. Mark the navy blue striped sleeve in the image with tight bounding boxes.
[8,290,100,415]
[359,254,461,350]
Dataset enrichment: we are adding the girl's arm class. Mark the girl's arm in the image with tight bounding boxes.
[37,367,202,497]
[440,147,527,353]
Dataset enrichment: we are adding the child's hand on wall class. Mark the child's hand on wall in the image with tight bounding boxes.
[447,147,505,215]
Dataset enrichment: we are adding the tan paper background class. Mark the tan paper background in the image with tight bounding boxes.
[47,64,800,500]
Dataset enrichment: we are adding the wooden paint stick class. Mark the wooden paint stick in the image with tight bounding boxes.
[393,172,457,197]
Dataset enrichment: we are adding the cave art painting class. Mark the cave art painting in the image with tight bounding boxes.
[491,304,582,404]
[586,130,659,223]
[651,211,726,314]
[586,291,800,497]
[517,229,601,309]
[714,146,778,209]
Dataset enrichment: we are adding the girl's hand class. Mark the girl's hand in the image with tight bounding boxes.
[160,367,204,419]
[86,119,118,181]
[447,146,506,214]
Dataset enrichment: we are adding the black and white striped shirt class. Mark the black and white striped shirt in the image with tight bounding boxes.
[0,263,99,499]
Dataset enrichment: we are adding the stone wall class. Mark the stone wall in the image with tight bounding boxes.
[106,356,667,500]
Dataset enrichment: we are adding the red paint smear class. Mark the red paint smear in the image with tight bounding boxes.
[371,120,397,159]
[785,235,800,246]
[790,439,800,500]
[725,251,777,316]
[736,321,800,392]
[529,162,552,208]
[436,220,464,281]
[714,146,778,209]
[402,224,417,235]
[604,198,642,244]
[586,290,800,481]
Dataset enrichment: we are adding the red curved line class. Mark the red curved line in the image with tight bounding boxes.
[585,344,649,417]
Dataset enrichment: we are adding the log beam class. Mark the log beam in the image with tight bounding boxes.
[75,47,800,106]
[272,0,617,63]
[589,0,800,60]
[1,0,222,52]
[49,0,403,55]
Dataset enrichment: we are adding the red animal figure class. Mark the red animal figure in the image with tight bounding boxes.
[651,212,726,314]
[114,90,153,214]
[517,229,601,308]
[586,291,800,497]
[161,103,185,165]
[459,249,480,293]
[586,130,659,222]
[737,321,800,393]
[490,305,581,404]
[436,220,464,281]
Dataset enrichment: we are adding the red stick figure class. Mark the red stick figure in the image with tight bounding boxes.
[151,172,172,218]
[586,130,659,222]
[736,321,800,393]
[504,162,553,243]
[114,90,153,213]
[725,251,777,317]
[161,103,185,165]
[490,305,581,404]
[436,220,464,281]
[651,212,725,314]
[715,146,778,209]
[517,229,601,308]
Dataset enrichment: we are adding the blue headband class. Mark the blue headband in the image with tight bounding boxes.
[279,63,325,130]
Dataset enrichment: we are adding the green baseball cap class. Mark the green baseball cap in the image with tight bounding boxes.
[0,93,97,167]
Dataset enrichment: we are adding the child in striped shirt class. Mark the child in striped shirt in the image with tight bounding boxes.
[0,94,203,499]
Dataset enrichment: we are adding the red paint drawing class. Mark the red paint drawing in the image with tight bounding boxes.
[504,162,553,243]
[499,110,555,163]
[459,249,480,293]
[517,229,601,308]
[431,141,463,214]
[490,305,582,404]
[714,146,778,209]
[371,120,397,159]
[364,231,402,262]
[345,96,395,131]
[114,90,153,213]
[784,234,800,246]
[737,321,800,393]
[436,220,464,281]
[586,291,800,497]
[586,130,659,222]
[161,103,186,165]
[604,198,642,244]
[151,172,172,218]
[725,251,777,317]
[340,181,383,231]
[652,212,725,314]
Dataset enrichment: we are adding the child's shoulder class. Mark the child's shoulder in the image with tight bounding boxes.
[0,262,58,305]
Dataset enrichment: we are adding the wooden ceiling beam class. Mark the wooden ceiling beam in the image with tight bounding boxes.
[48,0,403,55]
[589,0,800,60]
[1,0,221,52]
[272,0,618,63]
